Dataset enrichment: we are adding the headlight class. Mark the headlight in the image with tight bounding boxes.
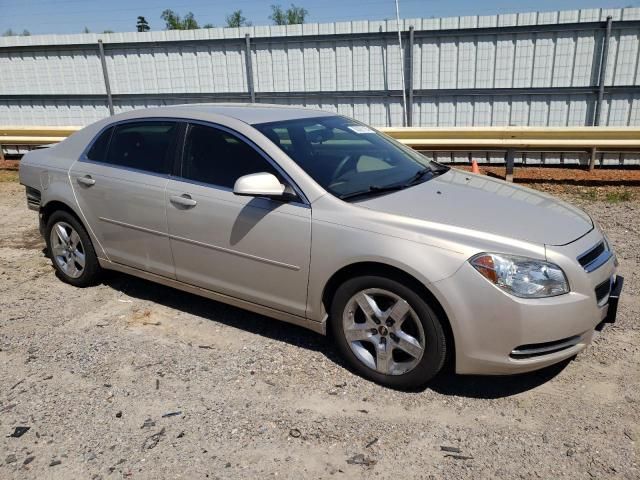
[470,253,569,298]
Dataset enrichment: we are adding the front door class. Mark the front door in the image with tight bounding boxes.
[70,120,179,277]
[165,123,311,317]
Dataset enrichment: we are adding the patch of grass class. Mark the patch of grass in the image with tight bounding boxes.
[0,170,19,182]
[605,190,633,203]
[578,189,598,201]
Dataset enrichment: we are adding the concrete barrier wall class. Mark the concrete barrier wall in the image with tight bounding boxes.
[1,7,639,127]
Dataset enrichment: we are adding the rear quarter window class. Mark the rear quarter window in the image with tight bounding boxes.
[86,127,113,162]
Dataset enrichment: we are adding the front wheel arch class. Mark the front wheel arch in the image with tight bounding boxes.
[322,261,455,370]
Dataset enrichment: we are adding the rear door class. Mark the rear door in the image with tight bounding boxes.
[70,120,180,277]
[165,122,312,317]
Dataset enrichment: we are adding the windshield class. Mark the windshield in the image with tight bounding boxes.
[253,115,447,200]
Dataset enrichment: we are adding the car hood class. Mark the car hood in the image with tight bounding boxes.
[355,169,593,246]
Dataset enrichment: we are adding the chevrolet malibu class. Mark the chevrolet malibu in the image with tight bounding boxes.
[19,104,623,388]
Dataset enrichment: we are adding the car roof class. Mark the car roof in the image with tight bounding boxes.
[110,103,335,125]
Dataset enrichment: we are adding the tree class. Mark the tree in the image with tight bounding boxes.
[161,9,199,30]
[269,4,308,25]
[2,29,30,36]
[82,26,90,33]
[136,16,150,32]
[103,30,114,34]
[225,10,251,28]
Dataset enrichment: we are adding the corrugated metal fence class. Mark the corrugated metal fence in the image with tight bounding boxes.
[1,7,640,128]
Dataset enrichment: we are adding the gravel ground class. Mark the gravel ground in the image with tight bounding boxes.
[1,179,639,479]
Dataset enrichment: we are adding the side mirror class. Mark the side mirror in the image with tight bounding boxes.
[233,172,286,198]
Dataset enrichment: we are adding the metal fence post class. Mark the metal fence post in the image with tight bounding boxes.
[593,16,613,128]
[245,34,256,103]
[97,40,114,116]
[407,26,414,127]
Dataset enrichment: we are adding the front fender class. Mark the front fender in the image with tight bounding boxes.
[306,217,467,321]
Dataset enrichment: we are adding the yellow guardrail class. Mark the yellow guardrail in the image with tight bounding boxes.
[2,126,640,149]
[380,127,640,149]
[0,127,81,146]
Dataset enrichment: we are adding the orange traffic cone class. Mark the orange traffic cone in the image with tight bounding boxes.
[471,159,480,174]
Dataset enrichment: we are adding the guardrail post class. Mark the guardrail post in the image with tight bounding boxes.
[244,34,256,103]
[593,16,613,127]
[97,40,115,116]
[589,147,598,171]
[505,148,515,182]
[407,26,414,127]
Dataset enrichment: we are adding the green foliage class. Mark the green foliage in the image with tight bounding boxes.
[161,9,199,30]
[225,10,251,28]
[136,16,150,32]
[269,4,308,25]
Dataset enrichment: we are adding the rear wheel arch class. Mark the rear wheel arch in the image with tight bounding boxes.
[41,200,84,227]
[40,200,105,259]
[322,261,456,369]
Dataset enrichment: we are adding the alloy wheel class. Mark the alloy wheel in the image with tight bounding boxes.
[342,288,425,375]
[49,221,86,279]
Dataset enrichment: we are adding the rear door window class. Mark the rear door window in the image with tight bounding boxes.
[104,121,178,175]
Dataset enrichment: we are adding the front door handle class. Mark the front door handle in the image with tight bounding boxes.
[77,175,96,187]
[170,194,197,208]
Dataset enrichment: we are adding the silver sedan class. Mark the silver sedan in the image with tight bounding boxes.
[19,104,622,388]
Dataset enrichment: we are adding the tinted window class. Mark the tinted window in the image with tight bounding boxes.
[182,124,279,188]
[105,121,178,174]
[86,127,113,162]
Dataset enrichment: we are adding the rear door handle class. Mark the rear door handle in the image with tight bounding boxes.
[170,194,197,208]
[76,175,96,187]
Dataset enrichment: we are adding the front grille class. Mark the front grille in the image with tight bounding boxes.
[510,335,581,359]
[595,278,612,305]
[25,186,41,211]
[578,242,605,268]
[577,241,612,273]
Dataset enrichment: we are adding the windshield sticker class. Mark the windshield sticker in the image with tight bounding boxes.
[347,125,375,134]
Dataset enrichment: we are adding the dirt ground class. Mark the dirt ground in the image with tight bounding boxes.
[0,175,639,479]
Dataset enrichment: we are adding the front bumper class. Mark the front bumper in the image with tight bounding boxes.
[432,232,621,375]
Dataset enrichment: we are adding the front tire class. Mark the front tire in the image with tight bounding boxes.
[330,275,447,389]
[45,210,101,287]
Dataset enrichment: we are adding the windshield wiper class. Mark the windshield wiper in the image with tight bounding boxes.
[339,165,449,201]
[429,162,450,175]
[404,167,432,186]
[339,183,408,201]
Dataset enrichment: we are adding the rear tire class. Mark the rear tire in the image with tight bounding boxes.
[330,275,446,389]
[45,210,101,287]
